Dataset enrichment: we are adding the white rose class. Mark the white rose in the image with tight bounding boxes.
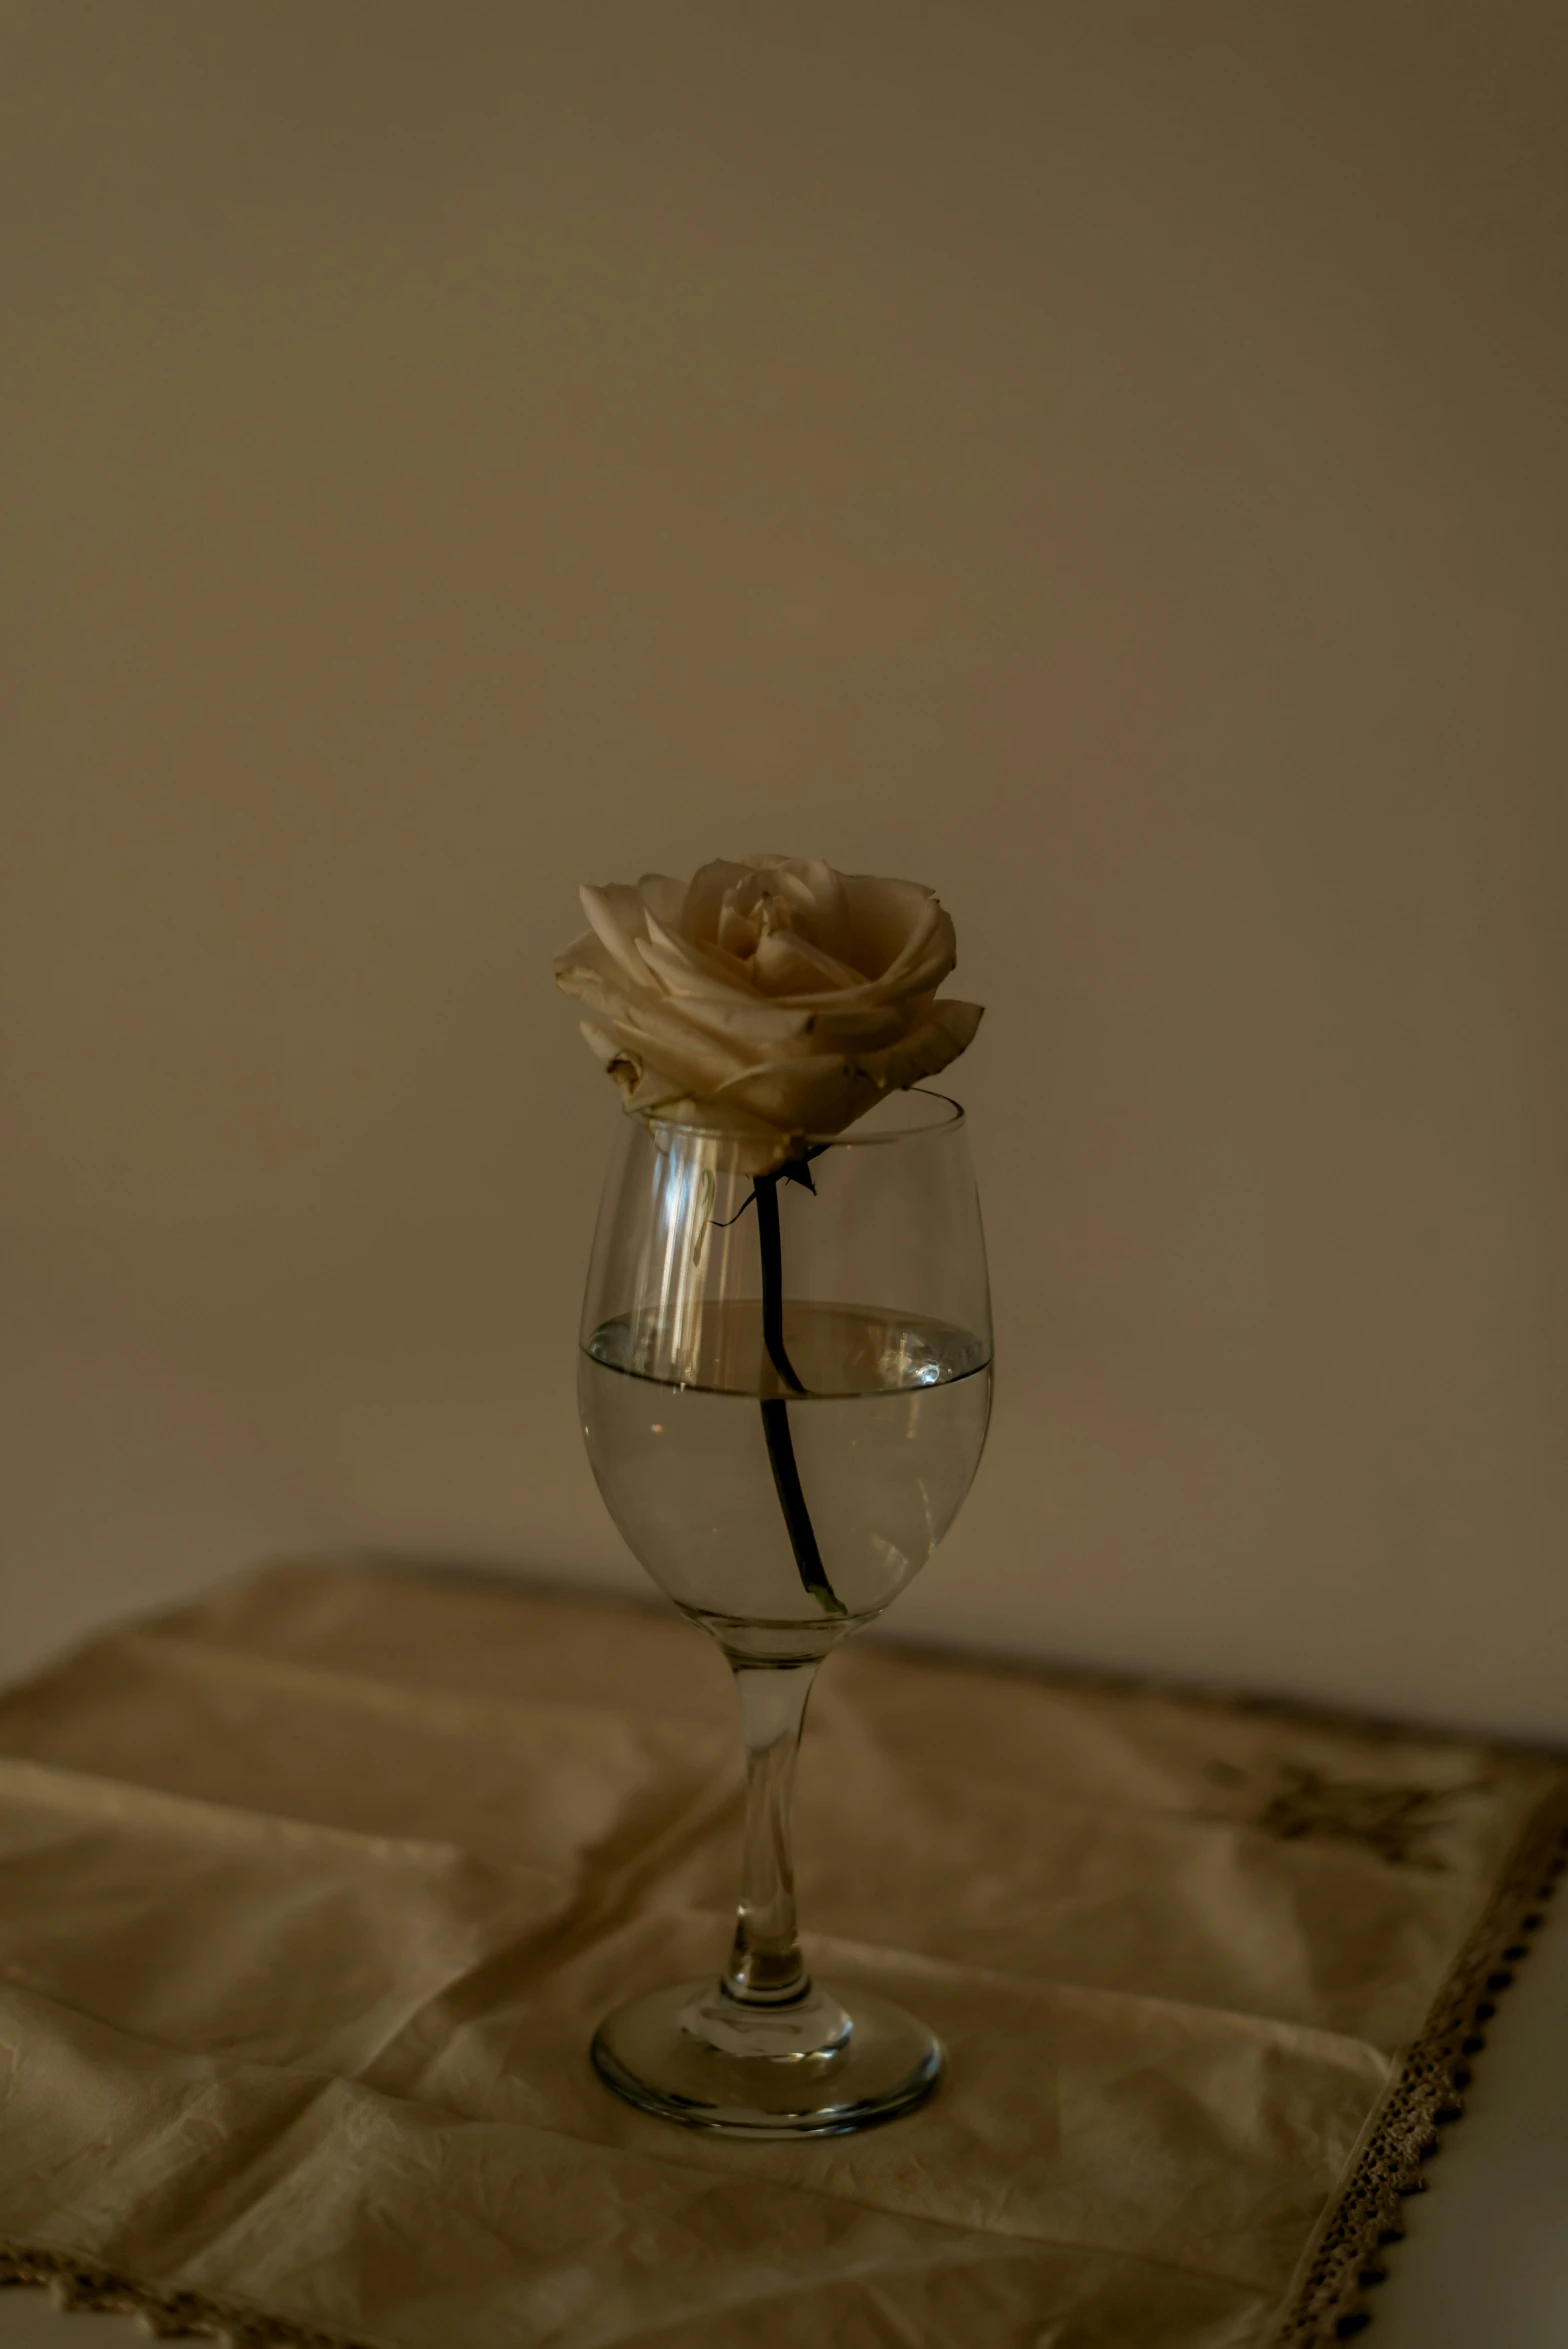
[555,854,983,1162]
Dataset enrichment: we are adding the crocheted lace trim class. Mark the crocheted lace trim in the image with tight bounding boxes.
[1274,1779,1568,2344]
[0,2247,371,2346]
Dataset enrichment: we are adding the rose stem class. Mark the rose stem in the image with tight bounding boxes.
[754,1170,845,1617]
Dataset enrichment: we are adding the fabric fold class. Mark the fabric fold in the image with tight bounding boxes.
[0,1558,1558,2348]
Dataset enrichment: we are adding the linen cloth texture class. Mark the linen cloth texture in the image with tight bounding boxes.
[0,1563,1559,2348]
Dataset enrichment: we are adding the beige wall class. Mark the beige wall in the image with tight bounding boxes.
[3,2,1564,1733]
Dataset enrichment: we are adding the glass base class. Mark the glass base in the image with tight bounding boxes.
[590,1977,943,2138]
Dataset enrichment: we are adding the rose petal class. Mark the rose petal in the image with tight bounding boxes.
[657,989,818,1050]
[579,1025,696,1115]
[787,858,854,958]
[783,1000,911,1050]
[879,902,952,988]
[760,928,951,1011]
[636,917,760,1000]
[681,859,753,948]
[598,994,759,1095]
[709,1001,984,1136]
[839,874,944,979]
[554,929,642,1019]
[717,899,760,960]
[859,997,984,1089]
[710,1052,883,1137]
[751,928,867,995]
[579,884,653,987]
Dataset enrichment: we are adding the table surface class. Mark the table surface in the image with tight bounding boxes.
[0,1913,1561,2349]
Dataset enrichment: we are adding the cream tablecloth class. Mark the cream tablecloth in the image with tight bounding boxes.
[0,1561,1560,2347]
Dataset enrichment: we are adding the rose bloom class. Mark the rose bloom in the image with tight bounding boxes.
[555,854,982,1163]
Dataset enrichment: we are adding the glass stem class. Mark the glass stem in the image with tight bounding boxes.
[724,1660,819,2005]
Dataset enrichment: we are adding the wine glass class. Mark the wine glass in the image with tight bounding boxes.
[578,1088,992,2135]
